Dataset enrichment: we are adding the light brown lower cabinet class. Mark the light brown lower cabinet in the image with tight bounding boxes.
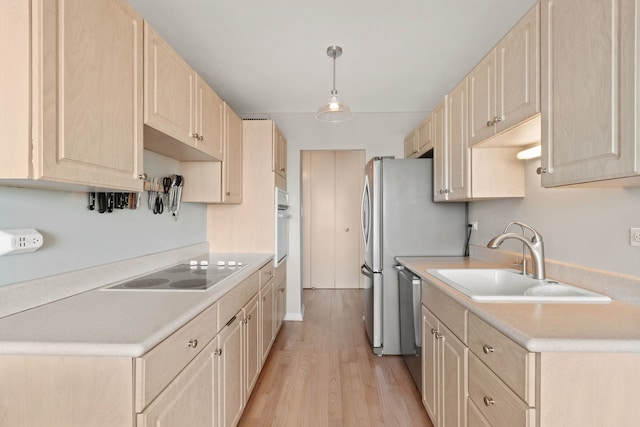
[259,279,275,364]
[217,311,244,427]
[423,279,640,427]
[0,260,281,427]
[137,337,218,427]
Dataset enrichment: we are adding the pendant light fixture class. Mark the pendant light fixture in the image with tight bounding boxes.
[316,46,354,122]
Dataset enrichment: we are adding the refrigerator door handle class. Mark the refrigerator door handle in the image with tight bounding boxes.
[360,178,370,248]
[361,263,381,277]
[361,263,373,279]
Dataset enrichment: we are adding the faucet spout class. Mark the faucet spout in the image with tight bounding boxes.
[486,223,546,280]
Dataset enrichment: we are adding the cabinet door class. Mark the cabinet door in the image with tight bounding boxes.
[541,0,640,186]
[144,22,195,147]
[417,114,434,155]
[37,0,143,190]
[273,126,287,178]
[422,306,439,423]
[223,104,243,203]
[432,99,448,202]
[196,77,224,161]
[468,50,497,146]
[404,131,418,158]
[218,313,244,427]
[274,279,286,334]
[447,78,471,201]
[138,337,216,427]
[496,4,539,134]
[260,282,274,364]
[244,294,260,398]
[440,323,467,427]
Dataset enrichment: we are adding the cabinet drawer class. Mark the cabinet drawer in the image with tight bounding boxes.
[468,397,492,427]
[218,271,260,330]
[259,262,274,287]
[469,353,536,427]
[423,280,468,344]
[468,313,536,405]
[135,302,218,412]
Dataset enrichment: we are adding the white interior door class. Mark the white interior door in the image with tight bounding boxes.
[302,150,365,289]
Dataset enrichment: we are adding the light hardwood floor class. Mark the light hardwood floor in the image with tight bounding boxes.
[239,289,433,427]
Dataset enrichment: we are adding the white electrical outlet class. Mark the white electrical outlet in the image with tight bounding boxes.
[469,221,478,231]
[630,228,640,247]
[0,229,43,256]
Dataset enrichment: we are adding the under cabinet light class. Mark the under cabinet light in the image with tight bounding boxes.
[516,145,541,160]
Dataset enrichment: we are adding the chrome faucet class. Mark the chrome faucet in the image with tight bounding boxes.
[487,222,546,280]
[503,222,528,276]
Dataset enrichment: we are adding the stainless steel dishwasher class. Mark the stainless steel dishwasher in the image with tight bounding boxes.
[396,264,422,393]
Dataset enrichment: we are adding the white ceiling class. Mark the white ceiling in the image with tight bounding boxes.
[128,0,538,116]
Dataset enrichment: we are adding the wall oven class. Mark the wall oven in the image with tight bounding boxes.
[275,188,290,266]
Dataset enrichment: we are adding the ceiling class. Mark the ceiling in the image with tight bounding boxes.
[128,0,538,116]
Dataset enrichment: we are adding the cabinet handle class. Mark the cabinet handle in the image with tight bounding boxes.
[198,135,204,141]
[483,396,495,406]
[493,116,502,124]
[482,345,495,354]
[138,173,147,180]
[188,339,198,349]
[536,167,547,175]
[486,120,494,127]
[262,296,267,301]
[344,227,350,232]
[247,314,251,321]
[435,332,443,339]
[444,189,449,194]
[226,191,231,196]
[280,288,285,293]
[279,167,286,172]
[430,328,437,335]
[191,133,199,139]
[214,348,222,356]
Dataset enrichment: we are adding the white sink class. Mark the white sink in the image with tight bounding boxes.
[426,268,611,302]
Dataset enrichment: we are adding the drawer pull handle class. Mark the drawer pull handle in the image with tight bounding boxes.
[430,328,437,335]
[482,345,495,354]
[262,296,267,301]
[214,348,222,356]
[188,339,198,349]
[434,332,443,340]
[483,396,495,406]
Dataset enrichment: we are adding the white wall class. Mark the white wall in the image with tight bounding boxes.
[469,159,640,278]
[0,151,207,286]
[270,112,425,319]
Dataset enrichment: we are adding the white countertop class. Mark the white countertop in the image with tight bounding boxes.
[0,253,273,357]
[396,256,640,353]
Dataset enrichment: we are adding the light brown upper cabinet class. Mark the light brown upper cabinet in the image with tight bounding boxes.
[180,103,243,203]
[434,79,524,202]
[143,22,223,162]
[404,115,434,159]
[540,0,640,187]
[0,0,144,192]
[404,130,419,159]
[433,99,449,202]
[273,127,287,179]
[469,4,540,148]
[446,79,471,201]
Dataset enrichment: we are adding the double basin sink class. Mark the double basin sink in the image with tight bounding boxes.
[426,268,611,303]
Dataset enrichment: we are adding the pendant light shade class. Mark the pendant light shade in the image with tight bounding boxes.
[316,46,354,122]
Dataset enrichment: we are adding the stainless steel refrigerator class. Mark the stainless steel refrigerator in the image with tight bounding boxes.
[360,157,466,355]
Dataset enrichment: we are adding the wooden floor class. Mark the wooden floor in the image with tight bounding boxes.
[239,289,434,427]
